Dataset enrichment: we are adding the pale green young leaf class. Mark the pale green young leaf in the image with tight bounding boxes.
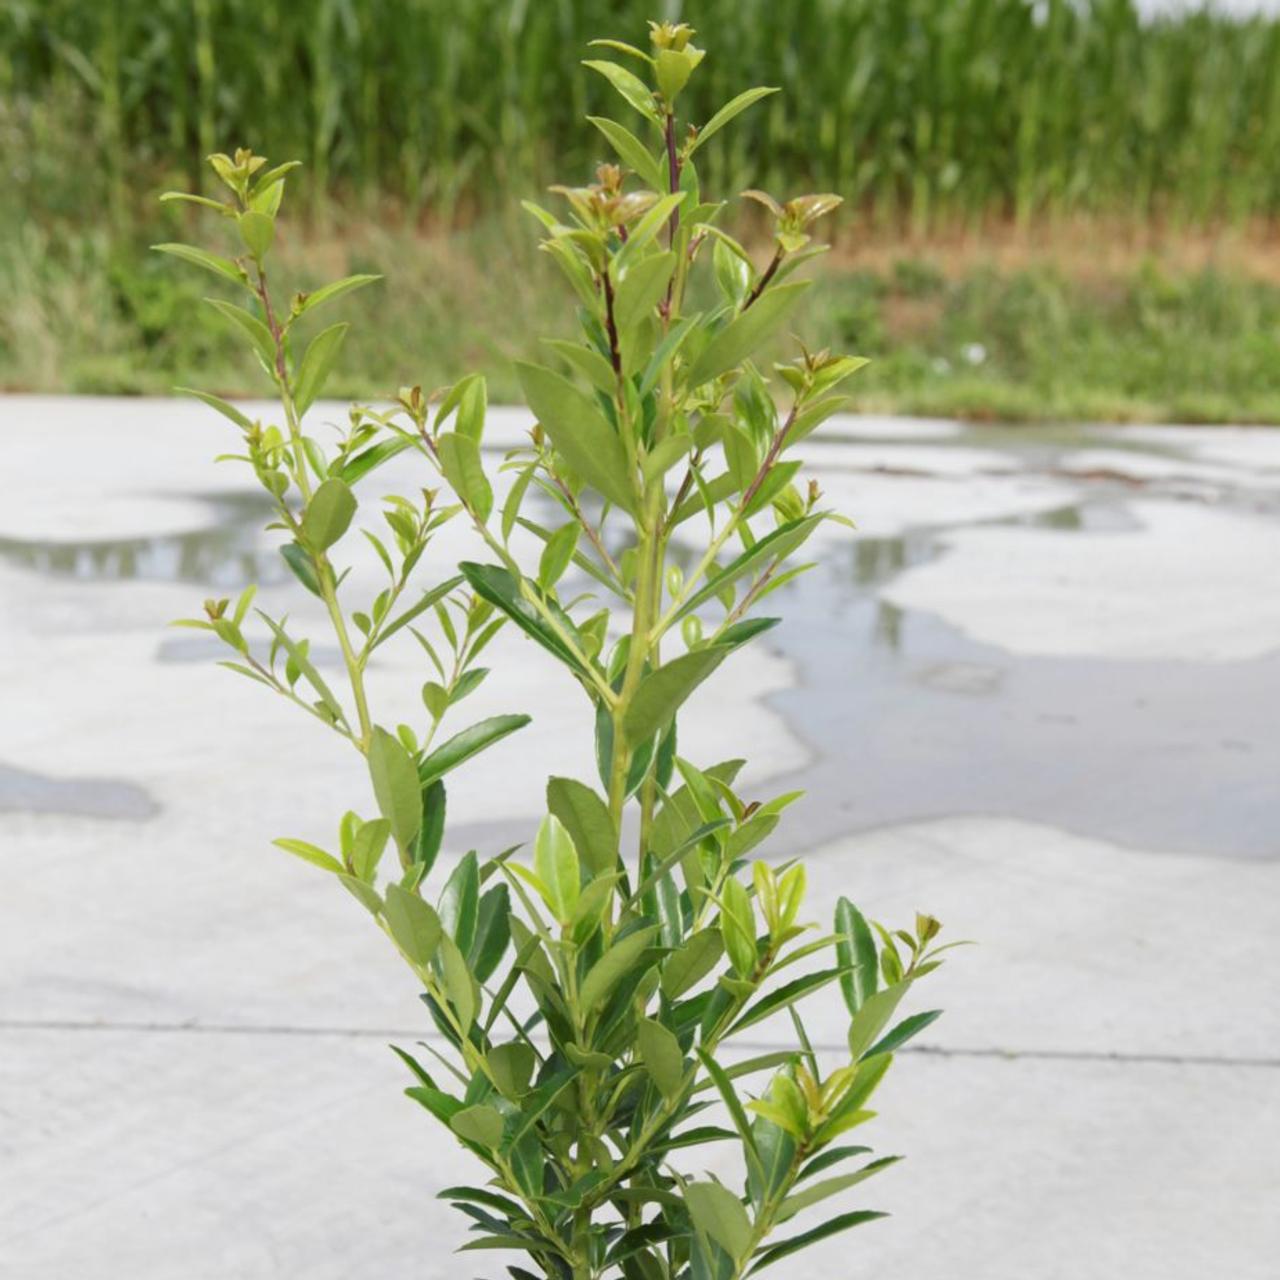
[690,86,780,154]
[368,726,423,852]
[301,476,356,551]
[439,933,477,1033]
[637,1017,684,1101]
[152,242,248,287]
[533,814,580,925]
[292,273,381,322]
[238,209,274,259]
[384,883,443,966]
[583,59,661,124]
[546,776,618,877]
[177,387,254,431]
[203,298,276,367]
[684,1181,752,1261]
[438,433,493,522]
[272,837,343,874]
[587,116,666,190]
[293,322,348,413]
[450,1103,505,1149]
[614,250,676,331]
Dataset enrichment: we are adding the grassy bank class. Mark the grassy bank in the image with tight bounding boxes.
[6,215,1280,424]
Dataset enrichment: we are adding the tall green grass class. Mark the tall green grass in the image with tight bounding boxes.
[7,0,1280,231]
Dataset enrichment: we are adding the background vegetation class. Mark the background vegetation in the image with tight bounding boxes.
[6,0,1280,421]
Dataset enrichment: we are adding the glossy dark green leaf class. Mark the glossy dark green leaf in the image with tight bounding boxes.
[727,967,846,1035]
[865,1008,942,1058]
[775,1156,901,1223]
[835,896,879,1017]
[746,1210,888,1274]
[468,883,511,983]
[437,850,479,954]
[460,562,584,673]
[418,714,531,784]
[412,779,446,875]
[279,542,322,596]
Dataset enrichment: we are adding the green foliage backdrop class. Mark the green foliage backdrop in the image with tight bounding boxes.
[9,0,1280,230]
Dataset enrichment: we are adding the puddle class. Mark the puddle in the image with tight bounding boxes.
[0,763,158,820]
[0,492,281,588]
[4,424,1276,858]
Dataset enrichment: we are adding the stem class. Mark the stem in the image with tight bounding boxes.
[258,262,375,747]
[742,245,784,311]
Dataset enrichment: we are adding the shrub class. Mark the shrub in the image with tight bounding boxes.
[157,21,956,1279]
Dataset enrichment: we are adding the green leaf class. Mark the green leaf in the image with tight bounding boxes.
[614,250,676,332]
[384,883,442,966]
[746,1211,888,1274]
[349,817,391,881]
[775,1156,901,1224]
[177,386,254,432]
[438,850,479,954]
[302,476,356,552]
[613,195,685,274]
[685,1182,752,1261]
[691,87,780,154]
[542,339,617,395]
[293,322,348,414]
[238,210,274,259]
[696,1049,762,1173]
[412,779,446,875]
[579,925,657,1011]
[515,362,636,514]
[272,837,342,874]
[418,714,531,784]
[847,983,910,1061]
[152,242,246,287]
[546,777,617,877]
[686,282,812,387]
[460,562,584,674]
[438,933,477,1033]
[487,1042,536,1100]
[370,575,463,654]
[583,60,661,123]
[835,897,878,1016]
[293,273,381,322]
[257,613,344,723]
[587,115,666,190]
[469,884,511,983]
[675,516,823,622]
[437,432,493,522]
[368,727,423,853]
[661,929,724,998]
[538,523,579,588]
[728,968,846,1036]
[279,542,322,596]
[625,647,730,744]
[865,1009,942,1058]
[450,1103,504,1149]
[534,814,580,925]
[203,297,276,367]
[637,1017,684,1101]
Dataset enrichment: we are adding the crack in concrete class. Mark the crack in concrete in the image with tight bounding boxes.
[2,1017,1275,1069]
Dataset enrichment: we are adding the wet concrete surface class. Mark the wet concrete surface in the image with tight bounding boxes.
[1,396,1277,1279]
